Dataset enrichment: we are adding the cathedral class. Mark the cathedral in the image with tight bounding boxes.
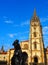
[20,10,48,65]
[0,9,48,65]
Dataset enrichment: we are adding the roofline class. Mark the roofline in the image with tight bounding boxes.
[20,40,29,42]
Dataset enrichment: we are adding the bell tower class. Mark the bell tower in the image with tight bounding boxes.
[28,9,45,65]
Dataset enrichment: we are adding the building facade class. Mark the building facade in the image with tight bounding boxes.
[0,10,48,65]
[20,10,48,65]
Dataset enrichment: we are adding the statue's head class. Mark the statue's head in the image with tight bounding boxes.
[13,39,21,50]
[13,39,19,46]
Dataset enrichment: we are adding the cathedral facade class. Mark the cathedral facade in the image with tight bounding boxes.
[0,10,48,65]
[20,10,48,65]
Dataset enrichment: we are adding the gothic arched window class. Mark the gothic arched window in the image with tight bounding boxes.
[34,44,36,49]
[34,42,37,49]
[34,32,36,37]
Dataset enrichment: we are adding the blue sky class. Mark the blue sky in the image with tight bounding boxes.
[0,0,48,51]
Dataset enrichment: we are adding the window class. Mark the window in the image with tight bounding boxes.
[4,56,5,59]
[34,32,36,37]
[24,44,28,49]
[34,44,36,49]
[34,27,36,30]
[34,42,37,49]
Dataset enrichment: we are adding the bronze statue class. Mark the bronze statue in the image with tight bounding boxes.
[11,39,28,65]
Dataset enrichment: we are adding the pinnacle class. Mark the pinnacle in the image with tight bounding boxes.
[34,8,36,17]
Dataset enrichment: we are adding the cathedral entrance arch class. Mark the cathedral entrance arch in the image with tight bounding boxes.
[33,56,38,65]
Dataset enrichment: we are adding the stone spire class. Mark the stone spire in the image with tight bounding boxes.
[32,9,39,21]
[33,8,36,17]
[1,45,4,52]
